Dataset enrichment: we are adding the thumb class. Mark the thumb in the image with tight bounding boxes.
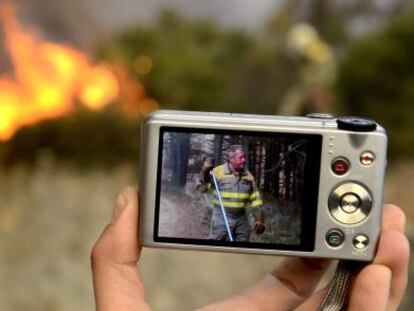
[91,187,151,311]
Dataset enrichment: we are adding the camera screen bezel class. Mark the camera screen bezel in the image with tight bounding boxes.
[153,126,322,252]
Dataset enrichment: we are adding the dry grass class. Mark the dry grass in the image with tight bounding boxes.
[0,161,412,310]
[0,163,136,310]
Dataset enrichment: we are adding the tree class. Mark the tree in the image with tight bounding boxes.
[98,9,299,115]
[336,11,414,158]
[162,132,190,188]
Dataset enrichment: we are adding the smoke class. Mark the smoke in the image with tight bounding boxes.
[14,0,106,50]
[19,0,281,49]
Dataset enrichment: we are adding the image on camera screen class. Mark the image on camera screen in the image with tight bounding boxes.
[155,127,322,251]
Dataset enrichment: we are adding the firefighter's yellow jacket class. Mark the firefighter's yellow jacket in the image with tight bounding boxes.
[211,163,263,213]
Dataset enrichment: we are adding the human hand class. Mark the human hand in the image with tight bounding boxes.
[201,204,409,311]
[91,187,150,311]
[91,188,409,311]
[254,221,266,235]
[202,158,214,174]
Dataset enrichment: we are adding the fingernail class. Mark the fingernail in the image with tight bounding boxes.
[110,193,127,223]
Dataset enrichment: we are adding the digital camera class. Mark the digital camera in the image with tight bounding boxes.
[139,110,387,261]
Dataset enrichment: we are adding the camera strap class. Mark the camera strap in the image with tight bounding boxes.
[318,260,366,311]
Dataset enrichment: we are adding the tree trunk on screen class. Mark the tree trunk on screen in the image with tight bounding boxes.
[170,133,190,188]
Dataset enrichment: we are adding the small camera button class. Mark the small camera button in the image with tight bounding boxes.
[326,229,345,248]
[360,151,375,166]
[353,234,369,250]
[331,157,350,175]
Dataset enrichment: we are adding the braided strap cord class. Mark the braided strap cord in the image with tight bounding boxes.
[318,261,366,311]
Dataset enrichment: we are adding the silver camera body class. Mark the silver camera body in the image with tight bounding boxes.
[139,110,387,261]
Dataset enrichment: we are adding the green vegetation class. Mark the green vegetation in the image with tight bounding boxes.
[0,107,140,169]
[2,5,414,168]
[335,12,414,158]
[98,9,298,114]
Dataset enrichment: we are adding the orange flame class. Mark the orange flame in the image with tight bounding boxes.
[0,2,120,140]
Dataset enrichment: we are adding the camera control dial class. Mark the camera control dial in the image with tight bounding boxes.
[337,117,377,132]
[329,183,372,224]
[340,193,361,213]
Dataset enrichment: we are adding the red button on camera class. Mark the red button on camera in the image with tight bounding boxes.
[332,158,350,175]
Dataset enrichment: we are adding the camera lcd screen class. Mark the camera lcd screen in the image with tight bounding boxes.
[154,127,322,251]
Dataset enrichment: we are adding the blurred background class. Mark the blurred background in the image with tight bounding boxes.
[0,0,413,309]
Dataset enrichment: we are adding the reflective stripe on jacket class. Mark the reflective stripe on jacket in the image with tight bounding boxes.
[211,163,263,209]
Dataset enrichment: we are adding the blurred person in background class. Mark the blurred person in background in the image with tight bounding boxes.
[91,187,409,310]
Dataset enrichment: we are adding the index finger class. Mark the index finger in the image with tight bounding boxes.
[373,204,409,310]
[347,204,409,311]
[382,204,406,232]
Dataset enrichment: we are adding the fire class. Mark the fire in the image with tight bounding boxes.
[0,2,123,140]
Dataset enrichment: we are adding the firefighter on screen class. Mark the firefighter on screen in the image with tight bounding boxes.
[197,145,266,241]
